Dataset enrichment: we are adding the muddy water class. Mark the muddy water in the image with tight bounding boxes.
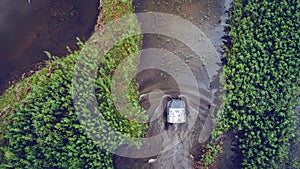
[0,0,98,93]
[113,0,229,168]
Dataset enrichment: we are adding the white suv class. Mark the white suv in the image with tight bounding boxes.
[166,99,186,123]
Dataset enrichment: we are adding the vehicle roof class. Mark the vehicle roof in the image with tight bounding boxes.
[167,99,185,108]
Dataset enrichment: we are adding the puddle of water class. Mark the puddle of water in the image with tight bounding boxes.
[0,0,99,94]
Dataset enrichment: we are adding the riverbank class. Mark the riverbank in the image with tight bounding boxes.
[0,0,100,152]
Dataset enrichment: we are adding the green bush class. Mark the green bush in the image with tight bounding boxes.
[0,0,147,168]
[218,0,300,168]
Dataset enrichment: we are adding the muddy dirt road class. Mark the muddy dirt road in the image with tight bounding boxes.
[113,0,230,168]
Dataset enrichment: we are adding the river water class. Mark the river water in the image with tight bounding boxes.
[0,0,98,93]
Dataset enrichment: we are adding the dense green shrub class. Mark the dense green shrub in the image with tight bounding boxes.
[1,0,147,168]
[2,53,113,168]
[218,0,300,168]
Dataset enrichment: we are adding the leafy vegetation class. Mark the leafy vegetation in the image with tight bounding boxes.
[0,0,147,168]
[213,0,300,168]
[0,65,51,165]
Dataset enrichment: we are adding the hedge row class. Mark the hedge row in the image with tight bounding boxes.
[219,0,300,168]
[0,0,147,168]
